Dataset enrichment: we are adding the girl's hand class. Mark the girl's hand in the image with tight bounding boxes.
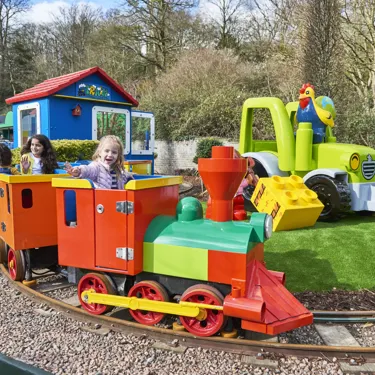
[65,162,81,177]
[21,155,30,172]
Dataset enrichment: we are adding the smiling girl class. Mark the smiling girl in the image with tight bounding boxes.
[20,134,58,174]
[65,135,133,189]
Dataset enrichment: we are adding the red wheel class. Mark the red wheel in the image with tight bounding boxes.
[7,249,25,281]
[0,238,7,264]
[128,280,169,325]
[78,273,116,315]
[179,284,225,337]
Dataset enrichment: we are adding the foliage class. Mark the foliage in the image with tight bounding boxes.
[336,108,375,149]
[11,139,99,165]
[140,49,265,141]
[193,138,223,164]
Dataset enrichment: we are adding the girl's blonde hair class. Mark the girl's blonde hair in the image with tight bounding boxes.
[93,135,125,179]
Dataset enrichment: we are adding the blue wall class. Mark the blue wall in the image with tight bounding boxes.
[49,97,130,140]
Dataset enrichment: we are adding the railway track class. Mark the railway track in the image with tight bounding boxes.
[1,264,375,371]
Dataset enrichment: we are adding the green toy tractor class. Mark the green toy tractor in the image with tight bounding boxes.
[239,97,375,221]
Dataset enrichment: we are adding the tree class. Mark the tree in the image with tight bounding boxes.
[118,0,198,75]
[341,0,375,110]
[7,23,38,95]
[206,0,244,49]
[42,3,102,74]
[299,0,342,98]
[0,0,30,102]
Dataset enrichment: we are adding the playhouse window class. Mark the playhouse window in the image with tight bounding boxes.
[96,110,126,144]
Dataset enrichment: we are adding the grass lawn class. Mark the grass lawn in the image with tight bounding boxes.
[199,201,375,292]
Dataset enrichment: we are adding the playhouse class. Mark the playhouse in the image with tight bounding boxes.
[5,67,155,174]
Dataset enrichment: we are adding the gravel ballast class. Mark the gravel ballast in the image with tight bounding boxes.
[0,272,374,375]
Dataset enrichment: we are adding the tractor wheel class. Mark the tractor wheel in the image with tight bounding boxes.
[305,175,351,222]
[243,158,268,212]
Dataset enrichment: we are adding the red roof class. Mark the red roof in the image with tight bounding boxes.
[6,66,139,106]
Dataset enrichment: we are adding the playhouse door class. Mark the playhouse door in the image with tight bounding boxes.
[94,189,129,271]
[127,111,155,156]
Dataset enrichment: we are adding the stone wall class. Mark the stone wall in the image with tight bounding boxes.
[154,139,239,174]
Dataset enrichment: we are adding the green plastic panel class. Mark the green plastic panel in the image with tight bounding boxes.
[143,242,208,280]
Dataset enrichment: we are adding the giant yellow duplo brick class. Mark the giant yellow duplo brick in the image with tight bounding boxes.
[250,175,324,231]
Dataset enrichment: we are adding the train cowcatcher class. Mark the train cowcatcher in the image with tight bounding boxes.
[0,146,312,337]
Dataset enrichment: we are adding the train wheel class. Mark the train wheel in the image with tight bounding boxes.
[0,238,7,264]
[179,284,225,337]
[78,273,116,315]
[7,249,25,281]
[128,280,169,325]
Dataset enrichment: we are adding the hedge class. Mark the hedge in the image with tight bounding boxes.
[11,139,100,165]
[193,138,224,164]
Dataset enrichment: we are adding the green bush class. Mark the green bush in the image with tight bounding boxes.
[193,138,223,163]
[11,139,100,165]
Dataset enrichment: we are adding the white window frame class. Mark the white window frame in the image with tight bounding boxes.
[129,111,155,155]
[17,102,41,148]
[92,106,130,146]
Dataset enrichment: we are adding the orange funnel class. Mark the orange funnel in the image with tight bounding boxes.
[198,146,247,222]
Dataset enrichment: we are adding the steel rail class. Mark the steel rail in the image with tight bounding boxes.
[1,265,375,362]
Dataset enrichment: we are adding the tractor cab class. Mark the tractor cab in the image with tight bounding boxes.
[239,97,375,221]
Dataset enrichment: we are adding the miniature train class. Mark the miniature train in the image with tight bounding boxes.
[0,146,313,337]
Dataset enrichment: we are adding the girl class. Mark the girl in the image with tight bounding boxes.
[66,135,133,189]
[20,134,58,174]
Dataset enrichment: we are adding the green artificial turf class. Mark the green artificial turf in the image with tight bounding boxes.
[265,214,375,292]
[199,201,375,292]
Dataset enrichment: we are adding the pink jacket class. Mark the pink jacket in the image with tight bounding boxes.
[78,161,133,189]
[236,178,249,196]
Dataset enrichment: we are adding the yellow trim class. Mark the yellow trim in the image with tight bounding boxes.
[0,174,68,184]
[54,94,133,107]
[51,178,93,189]
[126,176,182,190]
[81,291,223,318]
[124,160,152,165]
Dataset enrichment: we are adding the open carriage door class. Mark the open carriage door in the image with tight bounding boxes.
[126,111,155,174]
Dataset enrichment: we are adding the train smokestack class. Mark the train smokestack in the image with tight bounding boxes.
[198,146,247,222]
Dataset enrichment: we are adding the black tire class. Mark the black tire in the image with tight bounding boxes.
[243,158,269,212]
[305,175,351,222]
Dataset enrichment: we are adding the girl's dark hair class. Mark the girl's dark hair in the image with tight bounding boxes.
[21,134,58,174]
[0,144,12,166]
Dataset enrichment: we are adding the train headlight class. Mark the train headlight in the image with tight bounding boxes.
[264,215,273,239]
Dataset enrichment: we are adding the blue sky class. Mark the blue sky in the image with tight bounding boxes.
[25,0,217,24]
[25,0,118,23]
